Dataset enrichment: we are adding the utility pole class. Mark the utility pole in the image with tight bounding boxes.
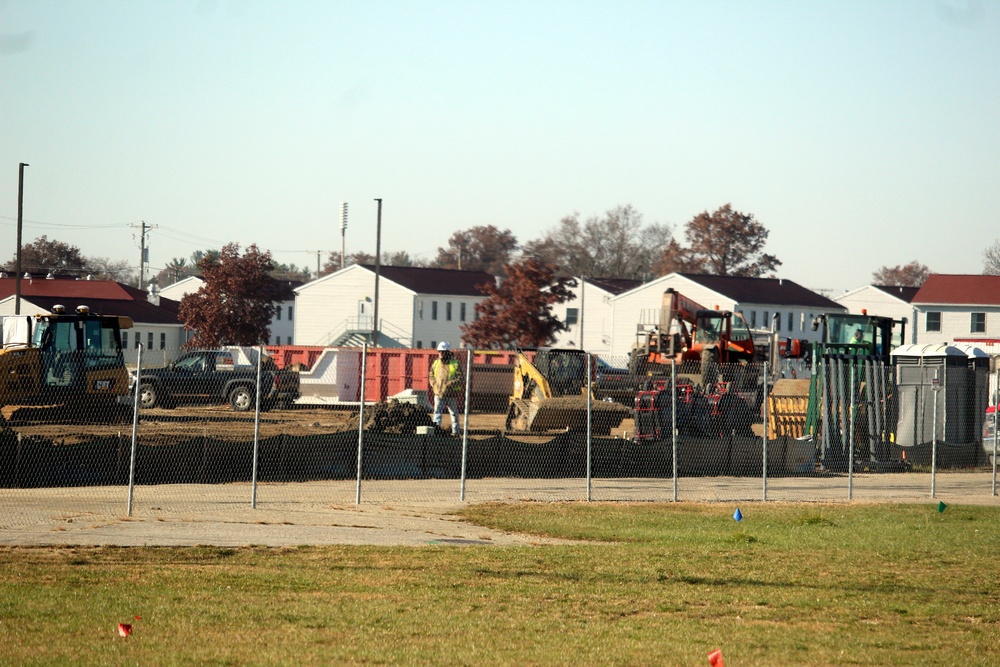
[340,202,348,271]
[131,221,156,288]
[14,162,28,315]
[373,198,382,347]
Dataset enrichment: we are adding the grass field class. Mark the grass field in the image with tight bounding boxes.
[1,502,998,665]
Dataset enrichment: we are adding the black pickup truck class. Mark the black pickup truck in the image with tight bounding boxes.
[133,349,300,411]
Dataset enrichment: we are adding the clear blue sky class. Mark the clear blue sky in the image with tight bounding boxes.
[2,0,998,295]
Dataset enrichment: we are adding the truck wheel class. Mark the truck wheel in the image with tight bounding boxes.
[229,385,255,412]
[139,383,159,409]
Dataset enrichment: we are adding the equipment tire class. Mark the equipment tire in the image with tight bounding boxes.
[229,385,255,412]
[138,383,159,410]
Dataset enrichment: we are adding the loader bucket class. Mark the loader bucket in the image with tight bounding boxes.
[508,395,630,435]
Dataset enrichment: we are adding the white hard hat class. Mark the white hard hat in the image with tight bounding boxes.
[437,341,451,351]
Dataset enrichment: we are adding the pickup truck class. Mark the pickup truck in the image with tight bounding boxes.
[133,348,300,411]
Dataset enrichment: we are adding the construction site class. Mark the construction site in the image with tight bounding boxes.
[1,290,997,506]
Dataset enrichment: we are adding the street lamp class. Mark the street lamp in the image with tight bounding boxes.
[15,162,28,315]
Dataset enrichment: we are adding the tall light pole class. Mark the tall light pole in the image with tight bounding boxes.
[372,198,382,346]
[14,162,28,315]
[340,202,348,270]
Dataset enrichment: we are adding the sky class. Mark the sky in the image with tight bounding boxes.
[1,0,998,296]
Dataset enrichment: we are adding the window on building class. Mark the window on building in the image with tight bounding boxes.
[972,312,986,333]
[134,332,140,349]
[432,301,438,320]
[775,312,781,332]
[787,312,793,331]
[460,303,466,322]
[160,333,166,350]
[446,302,452,321]
[750,311,757,328]
[418,301,423,320]
[147,332,154,350]
[566,308,579,327]
[926,311,941,332]
[417,341,423,349]
[288,306,293,321]
[430,341,437,349]
[122,332,128,349]
[763,311,769,330]
[276,336,281,345]
[276,307,282,321]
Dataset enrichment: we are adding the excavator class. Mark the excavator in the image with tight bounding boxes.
[0,305,134,424]
[505,348,630,435]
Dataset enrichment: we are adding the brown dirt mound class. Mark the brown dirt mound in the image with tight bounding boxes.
[362,400,434,434]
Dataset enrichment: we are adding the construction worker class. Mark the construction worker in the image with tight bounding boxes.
[429,341,462,435]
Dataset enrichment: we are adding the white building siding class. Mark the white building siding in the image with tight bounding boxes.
[914,305,1000,346]
[412,295,483,349]
[295,267,415,346]
[550,280,616,354]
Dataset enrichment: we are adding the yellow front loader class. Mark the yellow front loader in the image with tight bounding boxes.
[505,348,629,435]
[0,305,134,423]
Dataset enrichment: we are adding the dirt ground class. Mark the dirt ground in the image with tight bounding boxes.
[4,403,636,444]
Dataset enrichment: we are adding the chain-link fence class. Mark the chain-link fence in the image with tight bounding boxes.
[2,344,998,527]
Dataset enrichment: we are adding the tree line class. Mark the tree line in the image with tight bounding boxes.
[7,205,1000,349]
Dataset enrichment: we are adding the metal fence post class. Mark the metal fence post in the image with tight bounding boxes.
[251,345,262,509]
[460,348,472,501]
[848,365,855,500]
[762,362,769,502]
[993,369,998,497]
[126,344,143,517]
[355,343,367,505]
[586,352,593,502]
[931,369,939,499]
[672,360,678,502]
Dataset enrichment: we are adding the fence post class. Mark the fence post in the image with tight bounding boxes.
[586,352,593,502]
[848,364,855,500]
[931,369,939,498]
[992,369,998,497]
[355,343,367,505]
[460,348,472,501]
[251,345,263,508]
[672,360,678,502]
[126,344,143,517]
[762,362,769,502]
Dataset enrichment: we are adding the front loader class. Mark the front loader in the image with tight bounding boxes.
[505,348,629,435]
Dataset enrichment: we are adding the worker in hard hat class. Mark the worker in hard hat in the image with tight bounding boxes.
[429,341,462,436]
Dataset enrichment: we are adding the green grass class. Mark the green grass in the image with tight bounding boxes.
[1,503,998,665]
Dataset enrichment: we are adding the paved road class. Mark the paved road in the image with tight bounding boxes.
[2,475,997,547]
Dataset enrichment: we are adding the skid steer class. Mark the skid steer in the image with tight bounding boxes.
[505,348,630,435]
[0,305,134,424]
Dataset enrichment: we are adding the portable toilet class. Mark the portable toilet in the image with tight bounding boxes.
[892,344,971,447]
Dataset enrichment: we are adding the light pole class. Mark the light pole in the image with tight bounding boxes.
[14,162,28,315]
[372,198,382,346]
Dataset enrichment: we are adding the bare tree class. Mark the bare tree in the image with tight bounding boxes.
[432,225,519,276]
[523,205,671,280]
[872,261,931,287]
[984,240,1000,275]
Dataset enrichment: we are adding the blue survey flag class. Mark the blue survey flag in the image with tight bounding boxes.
[733,508,742,522]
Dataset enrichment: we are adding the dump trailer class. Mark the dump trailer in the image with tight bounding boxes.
[0,305,134,424]
[505,348,629,435]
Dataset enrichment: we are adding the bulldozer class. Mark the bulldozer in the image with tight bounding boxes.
[0,305,134,424]
[505,348,630,435]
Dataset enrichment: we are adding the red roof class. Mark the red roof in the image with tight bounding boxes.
[912,274,1000,306]
[0,278,180,324]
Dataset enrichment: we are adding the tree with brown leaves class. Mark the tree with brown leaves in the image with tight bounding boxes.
[654,204,780,277]
[871,261,930,287]
[461,258,576,349]
[178,243,287,348]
